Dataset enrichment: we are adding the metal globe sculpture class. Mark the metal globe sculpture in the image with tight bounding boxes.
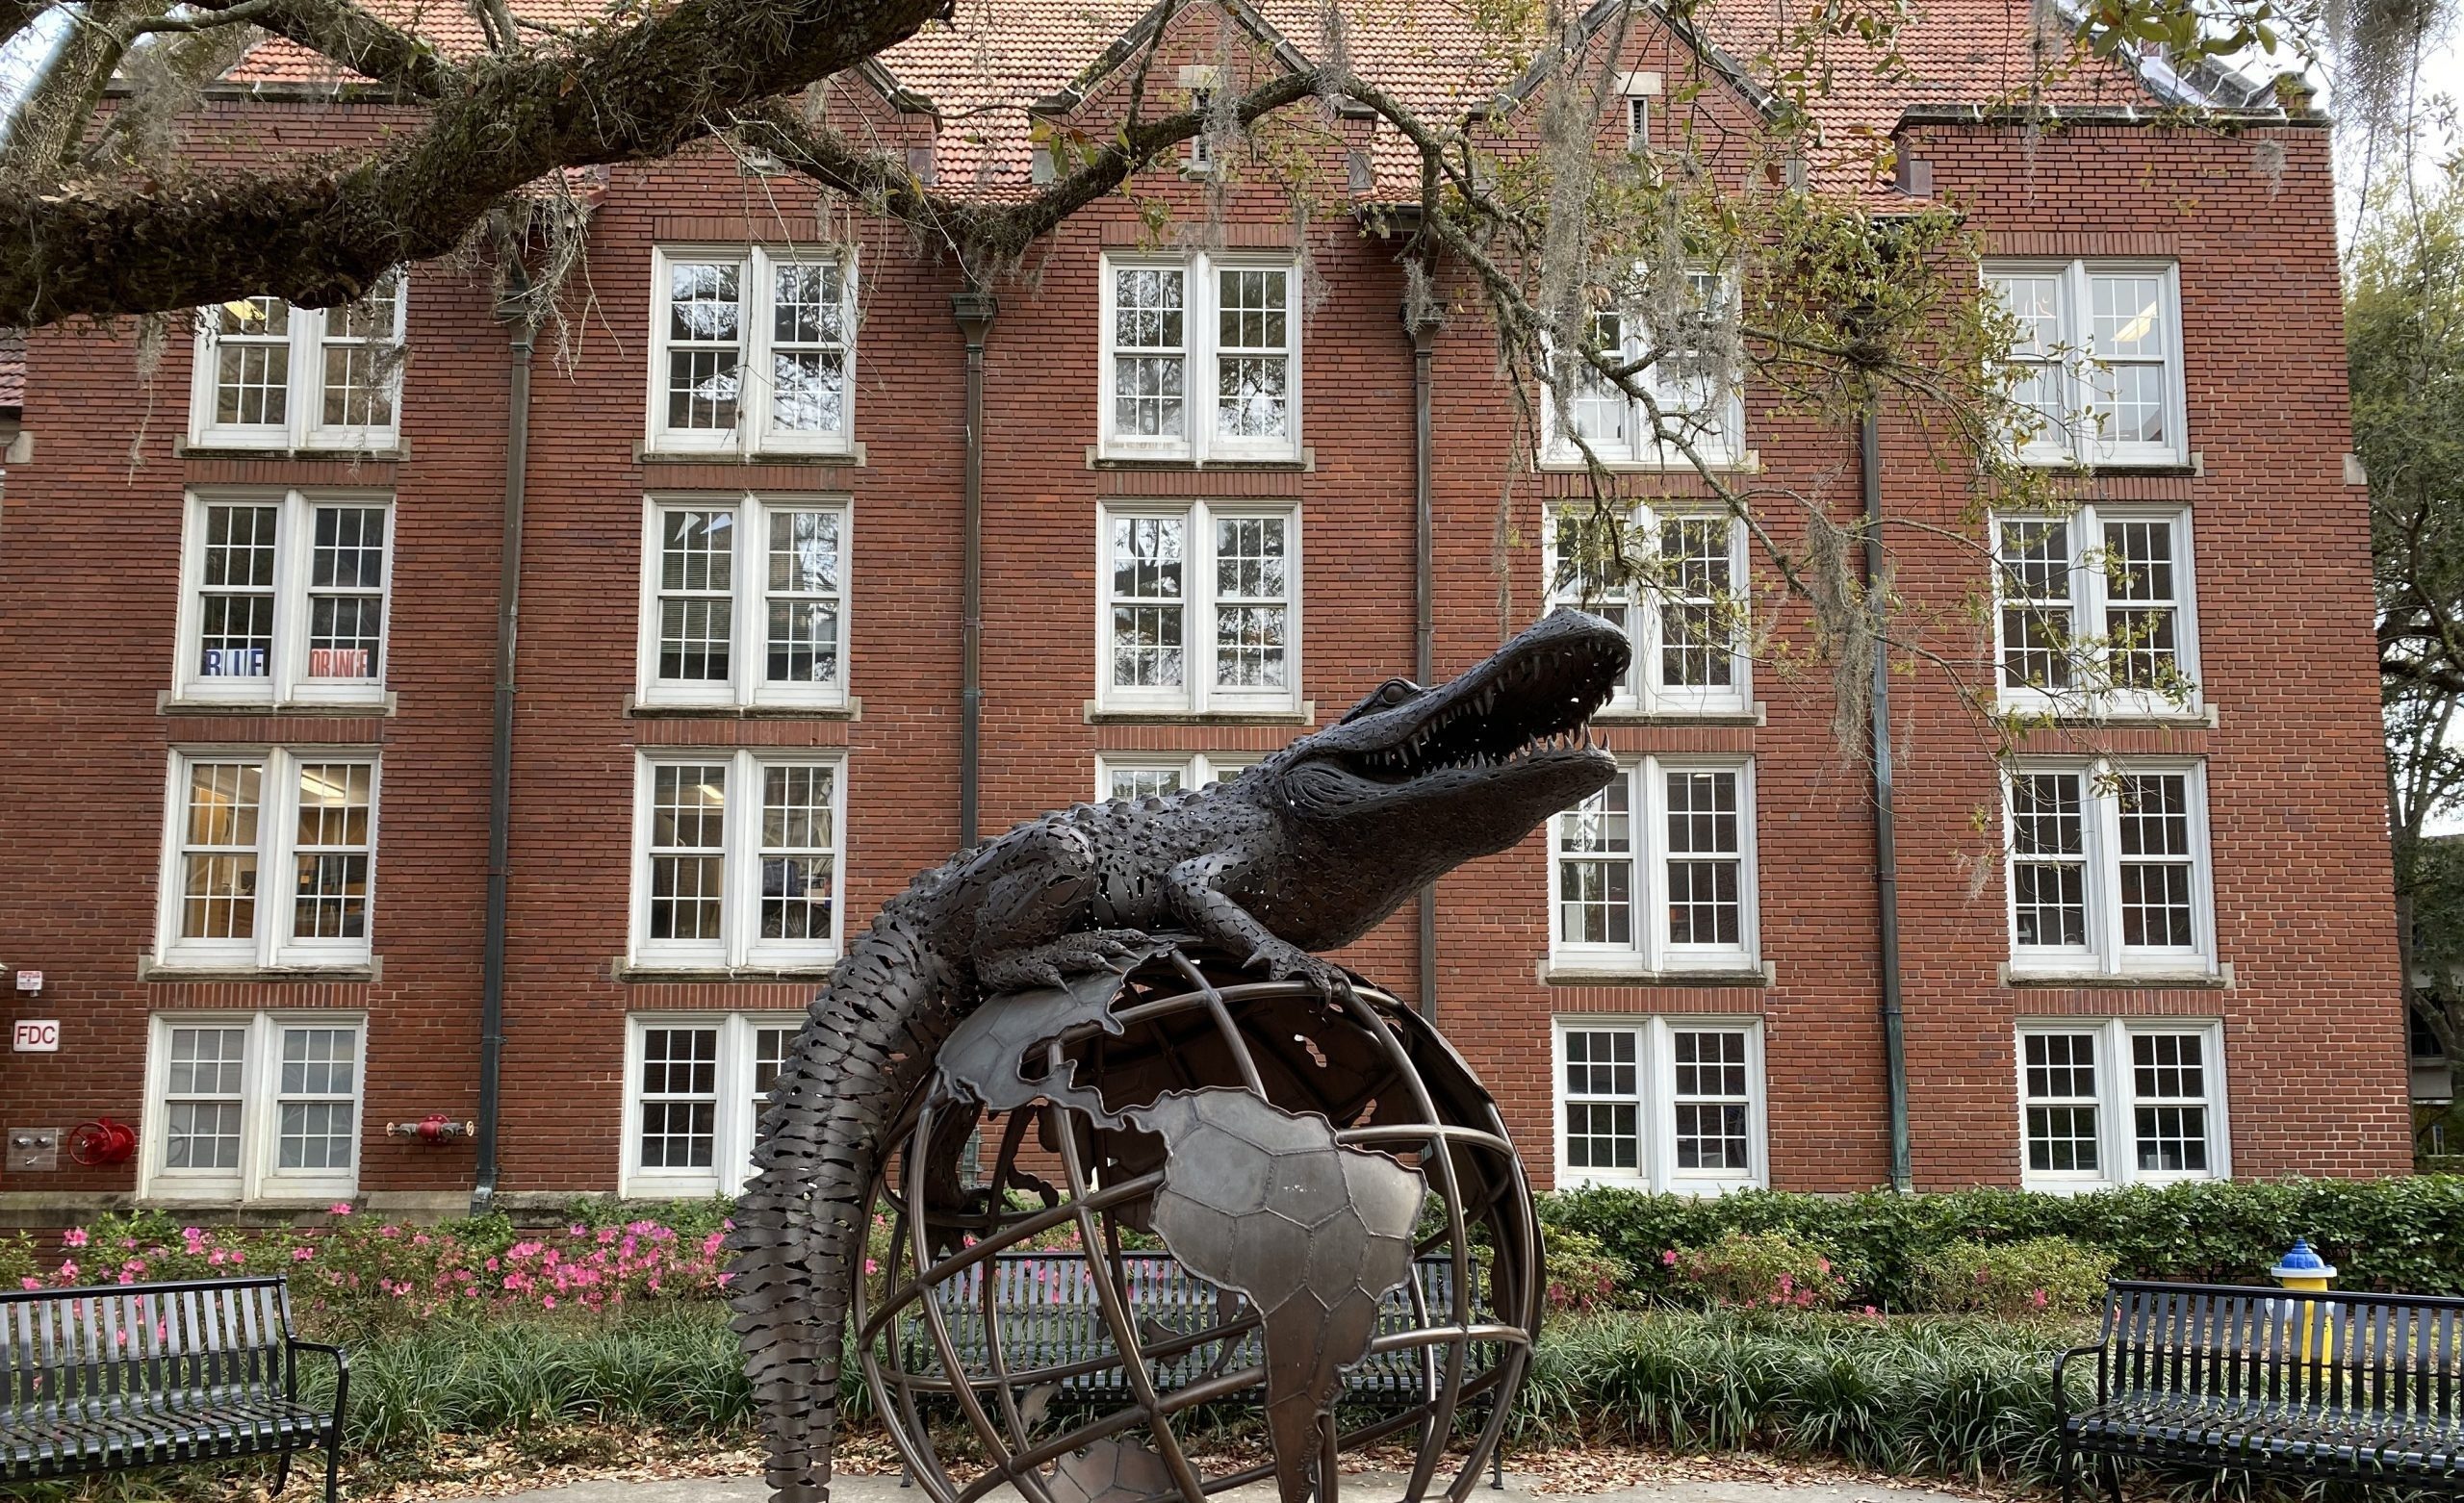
[851,938,1541,1503]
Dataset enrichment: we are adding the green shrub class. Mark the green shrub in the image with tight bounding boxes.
[1663,1230,1857,1311]
[1914,1236,2114,1319]
[1540,1225,1627,1312]
[1541,1176,2464,1308]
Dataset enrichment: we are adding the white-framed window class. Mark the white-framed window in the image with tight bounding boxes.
[174,490,392,707]
[155,750,378,972]
[1992,506,2198,715]
[630,751,843,970]
[2003,758,2215,978]
[1553,757,1758,974]
[1546,505,1750,714]
[1097,501,1297,714]
[1098,254,1300,463]
[188,277,405,450]
[2015,1018,2227,1189]
[635,495,850,710]
[140,1011,366,1202]
[1094,752,1259,802]
[1542,270,1744,468]
[646,247,855,456]
[1984,260,2187,468]
[621,1012,802,1197]
[1553,1015,1764,1192]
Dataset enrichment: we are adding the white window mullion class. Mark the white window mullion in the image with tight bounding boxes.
[271,494,307,702]
[1637,761,1668,972]
[1645,1016,1677,1189]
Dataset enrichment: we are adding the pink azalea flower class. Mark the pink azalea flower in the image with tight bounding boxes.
[1662,1249,1679,1266]
[293,1246,316,1261]
[330,1202,354,1215]
[63,1228,89,1248]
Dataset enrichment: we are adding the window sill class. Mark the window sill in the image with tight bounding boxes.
[1999,961,2232,990]
[636,441,866,466]
[626,696,860,720]
[612,960,837,983]
[139,956,381,983]
[176,439,406,461]
[159,691,397,717]
[1993,700,2213,729]
[1086,446,1315,471]
[1538,449,1759,474]
[1086,701,1315,726]
[1592,701,1763,727]
[1543,960,1774,989]
[2013,451,2199,477]
[132,1195,361,1215]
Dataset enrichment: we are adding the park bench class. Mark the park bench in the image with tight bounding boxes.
[2055,1279,2464,1500]
[908,1249,1507,1485]
[1,1274,348,1500]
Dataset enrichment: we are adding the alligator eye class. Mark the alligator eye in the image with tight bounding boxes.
[1378,679,1413,704]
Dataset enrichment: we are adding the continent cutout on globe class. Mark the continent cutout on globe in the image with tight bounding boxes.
[1130,1089,1424,1503]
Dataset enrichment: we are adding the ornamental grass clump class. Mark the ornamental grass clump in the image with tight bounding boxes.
[1662,1230,1859,1311]
[1914,1236,2114,1320]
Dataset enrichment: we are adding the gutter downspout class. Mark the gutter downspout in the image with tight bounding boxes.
[474,274,536,1216]
[952,290,998,849]
[1861,408,1913,1193]
[1408,307,1439,1021]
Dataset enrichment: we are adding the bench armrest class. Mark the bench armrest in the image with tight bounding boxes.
[289,1338,351,1425]
[2050,1342,2103,1425]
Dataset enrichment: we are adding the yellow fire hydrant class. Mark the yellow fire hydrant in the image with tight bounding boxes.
[2271,1237,2336,1363]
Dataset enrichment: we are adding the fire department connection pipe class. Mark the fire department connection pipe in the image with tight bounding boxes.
[474,267,535,1216]
[1861,408,1913,1193]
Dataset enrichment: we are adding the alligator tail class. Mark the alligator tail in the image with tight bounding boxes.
[726,919,964,1503]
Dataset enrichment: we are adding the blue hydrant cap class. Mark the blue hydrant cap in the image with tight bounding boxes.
[2271,1237,2337,1279]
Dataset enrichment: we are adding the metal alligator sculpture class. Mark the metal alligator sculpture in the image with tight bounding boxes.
[725,608,1630,1503]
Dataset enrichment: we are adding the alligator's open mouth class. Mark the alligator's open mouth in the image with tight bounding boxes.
[1340,616,1629,784]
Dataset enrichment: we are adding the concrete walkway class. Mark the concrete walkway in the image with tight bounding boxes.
[471,1469,1984,1503]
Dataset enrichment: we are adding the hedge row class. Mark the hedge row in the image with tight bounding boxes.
[1537,1176,2464,1309]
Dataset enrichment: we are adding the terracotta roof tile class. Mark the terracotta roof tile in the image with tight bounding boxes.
[0,329,20,410]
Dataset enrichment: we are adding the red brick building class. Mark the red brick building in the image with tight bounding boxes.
[0,0,2414,1225]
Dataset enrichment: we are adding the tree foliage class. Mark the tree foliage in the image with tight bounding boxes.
[2351,159,2464,1058]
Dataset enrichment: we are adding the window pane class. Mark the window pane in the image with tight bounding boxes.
[666,262,742,431]
[770,262,847,435]
[2009,773,2087,948]
[1568,312,1630,449]
[1672,1029,1752,1172]
[1214,515,1289,690]
[320,277,400,429]
[1109,766,1185,801]
[1216,268,1289,440]
[1563,1028,1642,1171]
[212,297,291,427]
[649,764,727,942]
[759,763,834,942]
[1998,519,2073,692]
[1666,770,1742,946]
[764,509,841,687]
[2131,1032,2210,1172]
[658,509,734,682]
[1558,778,1635,947]
[1110,516,1185,689]
[181,761,263,940]
[639,1027,719,1168]
[306,506,387,679]
[164,1025,248,1170]
[1658,518,1734,689]
[752,1025,794,1122]
[292,761,374,940]
[2103,520,2180,691]
[198,503,278,680]
[1113,268,1186,438]
[1988,273,2066,448]
[2116,774,2195,949]
[275,1026,358,1170]
[2020,1032,2100,1172]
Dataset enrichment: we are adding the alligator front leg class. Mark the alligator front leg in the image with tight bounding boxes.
[1166,853,1352,999]
[970,824,1152,992]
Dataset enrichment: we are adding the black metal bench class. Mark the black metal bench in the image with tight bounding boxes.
[2056,1279,2464,1499]
[910,1250,1505,1485]
[1,1274,348,1500]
